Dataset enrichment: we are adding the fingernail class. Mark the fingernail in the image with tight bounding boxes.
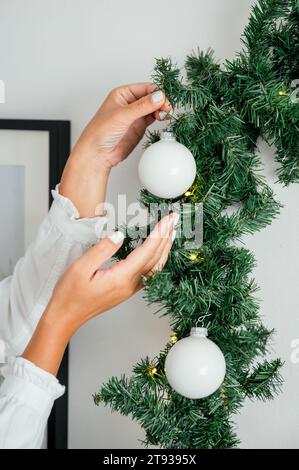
[151,90,164,103]
[108,230,124,244]
[171,229,177,241]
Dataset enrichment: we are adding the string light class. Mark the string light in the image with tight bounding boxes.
[147,365,158,377]
[220,384,229,412]
[187,252,205,263]
[170,333,178,344]
[184,177,202,200]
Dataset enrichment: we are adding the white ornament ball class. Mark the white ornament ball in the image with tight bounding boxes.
[165,327,226,399]
[138,131,196,199]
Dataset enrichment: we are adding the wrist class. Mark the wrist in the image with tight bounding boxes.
[70,137,113,174]
[60,145,111,218]
[42,302,79,341]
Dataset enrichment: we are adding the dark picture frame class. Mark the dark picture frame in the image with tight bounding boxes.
[0,119,70,449]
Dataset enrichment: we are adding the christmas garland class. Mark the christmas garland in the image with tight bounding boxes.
[94,0,299,448]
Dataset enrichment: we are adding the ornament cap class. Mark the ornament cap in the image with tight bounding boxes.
[190,327,208,337]
[160,131,176,141]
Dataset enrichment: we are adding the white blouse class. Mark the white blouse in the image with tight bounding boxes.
[0,186,106,449]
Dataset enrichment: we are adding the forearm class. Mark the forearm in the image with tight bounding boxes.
[0,185,106,358]
[60,145,110,218]
[21,305,76,376]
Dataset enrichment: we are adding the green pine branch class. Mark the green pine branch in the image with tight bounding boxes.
[94,0,298,448]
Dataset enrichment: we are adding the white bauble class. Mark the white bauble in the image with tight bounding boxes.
[138,131,196,199]
[165,327,226,399]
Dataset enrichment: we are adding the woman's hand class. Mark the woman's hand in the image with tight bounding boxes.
[22,213,177,375]
[59,83,172,218]
[73,82,172,169]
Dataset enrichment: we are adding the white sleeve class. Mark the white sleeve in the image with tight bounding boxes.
[0,357,65,449]
[0,184,107,357]
[0,185,107,449]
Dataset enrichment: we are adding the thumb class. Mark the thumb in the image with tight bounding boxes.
[80,231,125,274]
[122,90,165,123]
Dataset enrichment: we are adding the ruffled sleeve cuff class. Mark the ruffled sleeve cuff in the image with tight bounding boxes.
[48,184,107,246]
[0,357,65,418]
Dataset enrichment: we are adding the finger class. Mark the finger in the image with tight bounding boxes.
[78,231,125,275]
[116,115,155,157]
[122,230,173,294]
[153,98,173,121]
[122,83,171,122]
[116,89,167,124]
[133,228,175,290]
[121,213,178,276]
[141,224,173,274]
[115,82,157,103]
[96,229,169,296]
[98,83,157,115]
[147,228,176,276]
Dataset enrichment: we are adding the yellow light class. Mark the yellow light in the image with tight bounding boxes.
[188,252,198,261]
[184,190,193,197]
[147,366,158,377]
[170,333,178,344]
[278,90,288,96]
[187,251,205,263]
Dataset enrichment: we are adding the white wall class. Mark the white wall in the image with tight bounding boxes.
[1,0,298,449]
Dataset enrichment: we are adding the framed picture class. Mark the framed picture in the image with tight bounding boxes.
[0,119,70,449]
